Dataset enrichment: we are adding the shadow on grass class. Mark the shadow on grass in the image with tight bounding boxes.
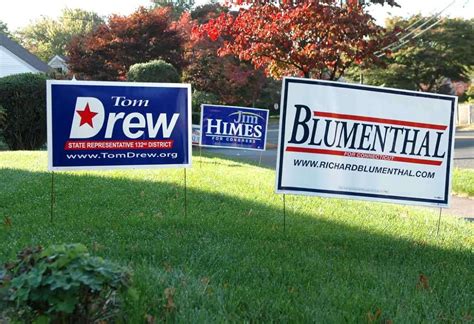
[0,167,472,322]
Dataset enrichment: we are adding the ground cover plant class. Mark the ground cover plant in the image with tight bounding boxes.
[0,244,130,322]
[0,151,472,322]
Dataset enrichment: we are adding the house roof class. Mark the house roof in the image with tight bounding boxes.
[48,54,68,65]
[0,33,51,73]
[57,54,68,62]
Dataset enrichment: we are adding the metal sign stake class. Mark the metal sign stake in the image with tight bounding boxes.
[283,194,286,234]
[436,208,442,236]
[199,145,202,168]
[184,168,188,218]
[50,171,55,222]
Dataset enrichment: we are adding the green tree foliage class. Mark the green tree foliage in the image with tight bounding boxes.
[191,3,228,24]
[151,0,195,18]
[191,90,221,123]
[16,8,103,61]
[356,16,474,94]
[127,60,180,83]
[0,105,6,130]
[192,90,220,111]
[0,20,13,38]
[464,83,474,103]
[0,73,47,150]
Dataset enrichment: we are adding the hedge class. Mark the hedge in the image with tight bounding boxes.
[0,73,47,150]
[127,60,180,83]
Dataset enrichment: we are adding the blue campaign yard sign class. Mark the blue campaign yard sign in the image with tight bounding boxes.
[47,80,191,171]
[200,104,269,151]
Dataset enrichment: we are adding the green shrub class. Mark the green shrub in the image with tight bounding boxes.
[192,90,220,124]
[0,104,6,130]
[127,60,180,83]
[466,84,474,103]
[0,73,47,150]
[0,244,131,323]
[0,105,5,150]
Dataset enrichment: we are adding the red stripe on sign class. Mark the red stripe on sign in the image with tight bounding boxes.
[313,111,447,131]
[285,146,442,166]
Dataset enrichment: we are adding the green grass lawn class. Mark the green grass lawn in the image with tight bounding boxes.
[453,168,474,197]
[0,151,473,322]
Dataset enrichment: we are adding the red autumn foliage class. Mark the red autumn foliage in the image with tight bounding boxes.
[67,7,185,80]
[177,10,266,106]
[224,0,400,6]
[195,1,397,80]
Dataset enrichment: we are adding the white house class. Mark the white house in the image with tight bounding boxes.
[0,33,50,77]
[48,55,68,73]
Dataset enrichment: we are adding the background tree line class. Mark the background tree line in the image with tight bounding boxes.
[1,0,473,104]
[0,0,473,150]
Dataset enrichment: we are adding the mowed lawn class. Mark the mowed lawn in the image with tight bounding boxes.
[0,151,473,322]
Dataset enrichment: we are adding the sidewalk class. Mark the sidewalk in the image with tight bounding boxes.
[443,196,474,221]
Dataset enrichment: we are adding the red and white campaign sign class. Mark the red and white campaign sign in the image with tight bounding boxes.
[276,77,457,207]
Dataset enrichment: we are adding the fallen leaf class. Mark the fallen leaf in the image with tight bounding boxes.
[163,262,172,272]
[92,242,104,252]
[3,216,12,227]
[201,277,210,294]
[164,287,176,311]
[462,312,472,321]
[416,273,430,291]
[145,314,156,324]
[367,308,382,322]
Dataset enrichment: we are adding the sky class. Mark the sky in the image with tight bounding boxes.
[0,0,472,31]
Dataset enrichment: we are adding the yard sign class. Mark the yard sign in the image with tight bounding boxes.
[276,77,457,207]
[47,80,191,170]
[200,104,269,151]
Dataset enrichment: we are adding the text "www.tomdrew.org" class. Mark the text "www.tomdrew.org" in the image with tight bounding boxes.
[66,152,178,159]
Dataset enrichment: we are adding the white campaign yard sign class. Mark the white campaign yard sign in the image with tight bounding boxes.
[276,78,457,207]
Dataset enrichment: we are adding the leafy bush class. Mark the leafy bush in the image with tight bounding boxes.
[466,84,474,103]
[0,105,6,150]
[255,78,281,115]
[0,244,131,323]
[127,60,180,83]
[192,90,220,124]
[0,104,6,131]
[0,73,47,150]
